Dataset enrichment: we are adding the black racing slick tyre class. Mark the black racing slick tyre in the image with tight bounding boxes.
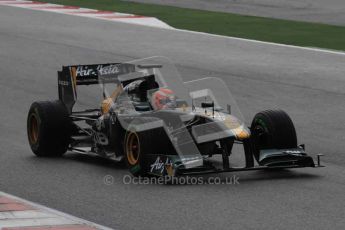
[27,100,72,157]
[250,110,297,162]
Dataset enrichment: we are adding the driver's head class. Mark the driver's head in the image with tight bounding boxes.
[151,88,176,110]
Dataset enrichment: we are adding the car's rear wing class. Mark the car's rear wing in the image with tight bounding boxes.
[58,63,135,113]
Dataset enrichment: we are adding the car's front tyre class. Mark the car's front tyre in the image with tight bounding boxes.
[250,110,298,162]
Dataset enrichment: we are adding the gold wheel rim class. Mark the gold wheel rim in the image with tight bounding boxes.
[126,132,140,165]
[29,114,39,144]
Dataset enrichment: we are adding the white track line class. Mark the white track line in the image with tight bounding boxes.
[172,28,345,56]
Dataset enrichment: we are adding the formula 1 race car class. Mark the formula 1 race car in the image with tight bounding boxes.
[27,57,323,177]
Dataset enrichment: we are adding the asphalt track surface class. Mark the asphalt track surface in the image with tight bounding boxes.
[1,5,345,230]
[128,0,345,26]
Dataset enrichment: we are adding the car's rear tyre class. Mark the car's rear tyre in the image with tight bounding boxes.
[250,110,297,162]
[27,100,72,157]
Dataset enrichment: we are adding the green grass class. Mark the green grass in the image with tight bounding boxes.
[40,0,345,51]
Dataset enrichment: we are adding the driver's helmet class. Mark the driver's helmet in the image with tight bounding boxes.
[151,88,176,110]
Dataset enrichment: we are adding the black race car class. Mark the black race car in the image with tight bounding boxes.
[27,57,323,177]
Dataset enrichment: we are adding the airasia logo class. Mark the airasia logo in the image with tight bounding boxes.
[75,65,120,77]
[150,157,171,173]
